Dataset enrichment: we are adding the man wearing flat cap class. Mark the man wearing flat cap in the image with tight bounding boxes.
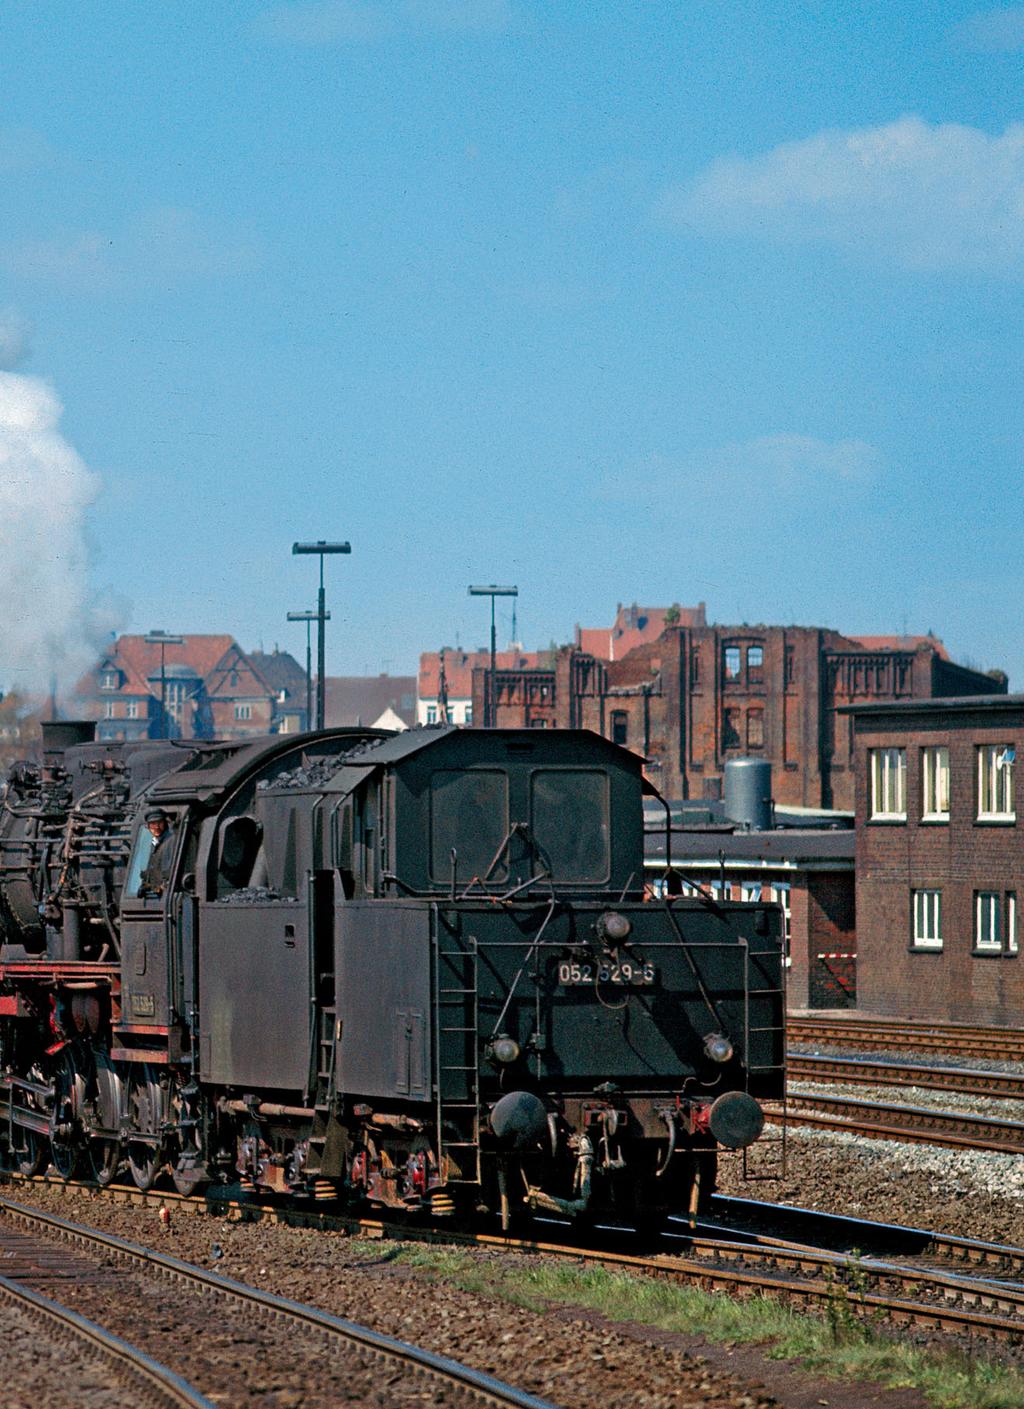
[139,808,175,897]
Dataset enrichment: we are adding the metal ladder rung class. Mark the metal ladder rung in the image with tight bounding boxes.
[441,1064,477,1072]
[441,1026,475,1033]
[440,988,476,996]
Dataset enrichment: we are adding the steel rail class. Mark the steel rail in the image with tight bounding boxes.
[0,1270,214,1408]
[787,1053,1024,1099]
[712,1193,1024,1276]
[0,1195,556,1409]
[770,1093,1024,1152]
[788,1016,1024,1060]
[6,1175,1024,1346]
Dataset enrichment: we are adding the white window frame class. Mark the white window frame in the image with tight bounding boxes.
[1009,892,1019,955]
[975,890,1002,952]
[426,704,438,724]
[125,702,138,720]
[741,881,762,903]
[869,747,906,820]
[911,889,942,950]
[977,745,1015,821]
[234,703,252,721]
[103,701,115,720]
[921,746,949,821]
[100,671,119,691]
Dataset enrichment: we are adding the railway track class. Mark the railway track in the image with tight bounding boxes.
[776,1091,1024,1152]
[0,1192,557,1409]
[788,1052,1024,1100]
[0,1246,213,1408]
[7,1172,1024,1347]
[788,1014,1024,1061]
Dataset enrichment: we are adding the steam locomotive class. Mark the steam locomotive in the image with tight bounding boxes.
[0,720,785,1227]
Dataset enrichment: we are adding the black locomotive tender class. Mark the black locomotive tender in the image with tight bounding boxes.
[0,721,785,1226]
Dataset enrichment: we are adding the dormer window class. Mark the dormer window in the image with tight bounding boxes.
[100,670,119,691]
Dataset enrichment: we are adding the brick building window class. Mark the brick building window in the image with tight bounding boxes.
[723,645,741,680]
[125,702,138,719]
[611,710,628,746]
[100,670,119,691]
[722,708,741,750]
[784,645,794,687]
[1009,893,1019,954]
[911,889,942,950]
[103,701,115,720]
[975,891,1002,952]
[235,703,252,721]
[690,649,700,686]
[747,708,764,749]
[426,705,437,724]
[464,705,473,725]
[869,747,906,820]
[747,645,763,683]
[921,747,949,821]
[977,745,1015,821]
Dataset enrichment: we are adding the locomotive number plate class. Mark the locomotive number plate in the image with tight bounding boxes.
[557,960,656,986]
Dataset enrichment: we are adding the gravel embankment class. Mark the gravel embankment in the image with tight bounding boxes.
[3,1186,776,1409]
[720,1123,1024,1245]
[0,1294,132,1409]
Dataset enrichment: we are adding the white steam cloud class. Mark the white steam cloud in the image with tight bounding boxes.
[0,371,107,693]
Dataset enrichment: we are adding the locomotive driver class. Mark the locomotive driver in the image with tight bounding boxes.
[139,808,175,897]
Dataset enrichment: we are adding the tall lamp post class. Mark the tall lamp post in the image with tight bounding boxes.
[468,585,518,727]
[292,541,350,730]
[144,630,184,739]
[287,608,330,730]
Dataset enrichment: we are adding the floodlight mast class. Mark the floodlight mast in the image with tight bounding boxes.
[292,541,350,729]
[468,585,518,727]
[143,631,184,739]
[287,608,330,729]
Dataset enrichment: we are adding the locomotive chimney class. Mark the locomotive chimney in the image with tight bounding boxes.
[41,720,97,761]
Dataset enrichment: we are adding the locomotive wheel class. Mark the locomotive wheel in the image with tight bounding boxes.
[126,1068,164,1191]
[88,1137,121,1187]
[49,1056,85,1181]
[87,1053,122,1187]
[14,1129,47,1178]
[170,1079,208,1196]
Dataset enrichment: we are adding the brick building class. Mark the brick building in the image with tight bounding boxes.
[462,615,1001,810]
[78,636,307,741]
[846,695,1024,1026]
[418,648,551,727]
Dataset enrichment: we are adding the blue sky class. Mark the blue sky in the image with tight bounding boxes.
[1,0,1022,688]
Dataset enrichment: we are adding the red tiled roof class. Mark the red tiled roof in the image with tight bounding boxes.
[77,634,238,698]
[419,650,545,698]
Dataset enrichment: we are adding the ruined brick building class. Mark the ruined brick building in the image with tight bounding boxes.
[439,606,1003,810]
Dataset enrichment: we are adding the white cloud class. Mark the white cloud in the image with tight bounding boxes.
[659,116,1024,272]
[0,208,262,292]
[257,0,512,43]
[0,312,31,370]
[0,372,110,691]
[600,435,883,506]
[953,7,1024,52]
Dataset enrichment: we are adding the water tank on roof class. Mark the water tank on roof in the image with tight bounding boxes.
[724,758,772,831]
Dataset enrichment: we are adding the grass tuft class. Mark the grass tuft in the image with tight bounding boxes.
[368,1241,1024,1409]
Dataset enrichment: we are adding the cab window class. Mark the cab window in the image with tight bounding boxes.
[530,769,610,882]
[429,769,508,883]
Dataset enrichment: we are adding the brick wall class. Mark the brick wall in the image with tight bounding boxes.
[852,701,1024,1025]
